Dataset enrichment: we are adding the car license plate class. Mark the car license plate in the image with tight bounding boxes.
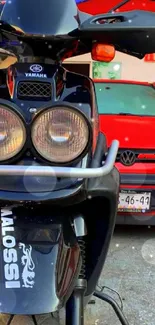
[118,192,151,212]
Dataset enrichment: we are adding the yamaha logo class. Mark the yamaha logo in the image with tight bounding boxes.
[120,150,136,166]
[30,64,43,73]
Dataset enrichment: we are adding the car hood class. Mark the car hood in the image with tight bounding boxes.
[99,114,155,149]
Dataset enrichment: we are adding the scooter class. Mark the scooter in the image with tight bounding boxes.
[0,0,154,324]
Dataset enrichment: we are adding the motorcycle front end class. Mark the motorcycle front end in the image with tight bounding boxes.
[0,1,120,324]
[0,70,120,324]
[0,65,120,325]
[0,0,154,324]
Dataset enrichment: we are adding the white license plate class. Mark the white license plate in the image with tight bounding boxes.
[118,192,151,212]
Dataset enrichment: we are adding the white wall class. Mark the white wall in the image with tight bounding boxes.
[115,52,155,82]
[64,51,155,82]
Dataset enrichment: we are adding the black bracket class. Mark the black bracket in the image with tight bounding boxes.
[94,290,129,325]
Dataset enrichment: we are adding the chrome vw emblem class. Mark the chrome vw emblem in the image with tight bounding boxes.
[120,150,136,166]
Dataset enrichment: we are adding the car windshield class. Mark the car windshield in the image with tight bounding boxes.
[94,82,155,116]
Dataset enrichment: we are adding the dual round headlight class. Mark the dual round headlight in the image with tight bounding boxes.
[0,106,26,161]
[0,105,90,163]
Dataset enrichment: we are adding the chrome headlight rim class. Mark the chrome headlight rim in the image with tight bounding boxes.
[31,103,92,165]
[0,101,27,163]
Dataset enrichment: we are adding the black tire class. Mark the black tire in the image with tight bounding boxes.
[0,313,60,325]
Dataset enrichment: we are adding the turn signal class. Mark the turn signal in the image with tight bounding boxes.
[91,43,115,62]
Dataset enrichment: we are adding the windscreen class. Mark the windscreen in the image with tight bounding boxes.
[1,0,79,36]
[94,82,155,116]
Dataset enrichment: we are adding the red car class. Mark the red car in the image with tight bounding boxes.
[94,79,155,225]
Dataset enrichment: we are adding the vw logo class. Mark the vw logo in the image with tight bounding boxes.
[120,150,136,166]
[30,64,43,73]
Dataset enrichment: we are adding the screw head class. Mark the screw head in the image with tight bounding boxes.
[29,107,37,113]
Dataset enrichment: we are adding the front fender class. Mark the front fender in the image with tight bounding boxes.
[0,209,81,315]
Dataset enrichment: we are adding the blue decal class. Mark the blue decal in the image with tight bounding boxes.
[75,0,89,3]
[0,40,21,47]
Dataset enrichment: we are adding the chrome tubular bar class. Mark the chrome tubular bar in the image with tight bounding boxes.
[0,140,119,178]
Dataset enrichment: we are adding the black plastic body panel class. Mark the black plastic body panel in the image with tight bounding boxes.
[0,165,120,313]
[79,10,155,58]
[0,209,81,314]
[85,166,120,296]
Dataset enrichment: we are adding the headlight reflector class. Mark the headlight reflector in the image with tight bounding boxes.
[32,107,89,163]
[0,105,26,161]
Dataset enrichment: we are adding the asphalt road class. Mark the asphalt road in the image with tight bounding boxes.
[86,225,155,325]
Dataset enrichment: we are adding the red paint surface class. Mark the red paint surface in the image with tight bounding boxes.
[100,115,155,176]
[138,153,155,160]
[115,162,155,175]
[120,184,155,189]
[118,211,155,216]
[144,54,155,62]
[99,114,155,149]
[93,79,151,86]
[77,0,155,15]
[7,67,15,99]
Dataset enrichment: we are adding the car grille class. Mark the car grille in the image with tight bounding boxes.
[17,81,52,100]
[117,149,155,165]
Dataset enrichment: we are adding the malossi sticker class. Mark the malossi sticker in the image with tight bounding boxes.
[1,209,35,289]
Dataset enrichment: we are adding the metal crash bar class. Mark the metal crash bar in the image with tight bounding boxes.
[0,140,119,178]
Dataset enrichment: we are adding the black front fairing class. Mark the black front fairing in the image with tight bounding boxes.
[0,63,94,204]
[1,0,79,37]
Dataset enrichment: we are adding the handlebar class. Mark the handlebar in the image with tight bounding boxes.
[0,140,119,178]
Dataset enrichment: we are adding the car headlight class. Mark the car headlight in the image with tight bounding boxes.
[31,106,90,163]
[0,105,26,161]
